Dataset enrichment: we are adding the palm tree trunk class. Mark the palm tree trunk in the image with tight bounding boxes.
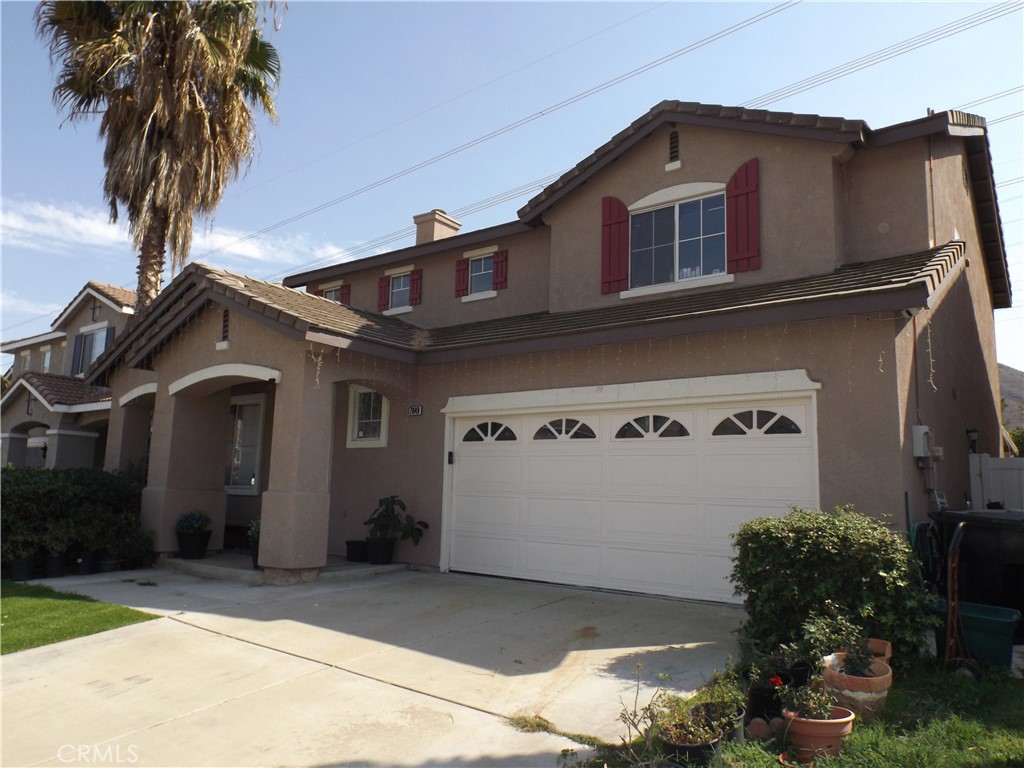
[136,211,168,311]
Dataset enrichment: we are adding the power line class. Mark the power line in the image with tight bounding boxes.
[190,1,802,261]
[742,1,1022,109]
[956,86,1024,111]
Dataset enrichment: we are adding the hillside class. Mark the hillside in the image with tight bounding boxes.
[1002,364,1024,430]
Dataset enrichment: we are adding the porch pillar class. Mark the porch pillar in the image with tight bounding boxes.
[259,369,333,584]
[141,389,228,552]
[1,432,28,467]
[45,429,98,469]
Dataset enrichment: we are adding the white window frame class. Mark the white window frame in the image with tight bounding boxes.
[320,280,344,302]
[383,264,414,316]
[41,346,51,373]
[225,394,265,496]
[347,385,389,448]
[73,323,110,376]
[620,183,734,299]
[18,350,30,373]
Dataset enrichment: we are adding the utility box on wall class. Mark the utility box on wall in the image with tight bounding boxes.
[912,425,932,457]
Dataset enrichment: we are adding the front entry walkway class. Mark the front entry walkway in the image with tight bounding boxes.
[3,567,744,766]
[159,550,408,586]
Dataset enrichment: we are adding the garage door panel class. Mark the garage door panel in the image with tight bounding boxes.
[703,502,774,545]
[604,499,701,544]
[525,453,604,491]
[452,494,521,533]
[523,540,600,583]
[604,546,700,597]
[704,452,813,499]
[701,553,741,603]
[450,534,519,576]
[523,497,602,536]
[456,454,523,491]
[607,453,699,493]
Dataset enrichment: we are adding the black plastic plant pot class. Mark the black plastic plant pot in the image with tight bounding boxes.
[176,530,212,560]
[366,538,395,565]
[345,539,369,563]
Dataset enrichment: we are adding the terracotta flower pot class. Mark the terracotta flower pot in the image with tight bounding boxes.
[821,652,892,722]
[782,706,855,760]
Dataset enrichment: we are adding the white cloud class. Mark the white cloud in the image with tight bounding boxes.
[1,198,131,255]
[1,291,65,317]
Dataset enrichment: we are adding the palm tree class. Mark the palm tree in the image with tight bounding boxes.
[36,1,281,309]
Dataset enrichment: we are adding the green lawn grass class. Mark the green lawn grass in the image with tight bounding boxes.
[715,662,1024,768]
[1,580,157,654]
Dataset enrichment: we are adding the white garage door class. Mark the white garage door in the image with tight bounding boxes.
[447,386,818,603]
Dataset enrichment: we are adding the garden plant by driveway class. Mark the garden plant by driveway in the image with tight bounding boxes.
[1,568,742,767]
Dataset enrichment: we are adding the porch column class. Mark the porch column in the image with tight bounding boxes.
[45,429,98,469]
[141,390,228,552]
[259,369,333,584]
[1,433,28,467]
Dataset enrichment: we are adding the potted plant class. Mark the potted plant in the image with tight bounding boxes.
[777,679,855,760]
[3,528,38,581]
[688,668,746,743]
[742,654,792,723]
[247,518,261,569]
[363,495,428,565]
[821,639,893,722]
[655,704,726,766]
[175,510,212,559]
[43,517,75,577]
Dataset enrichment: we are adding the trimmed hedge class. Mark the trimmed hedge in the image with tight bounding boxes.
[1,466,151,567]
[730,505,934,668]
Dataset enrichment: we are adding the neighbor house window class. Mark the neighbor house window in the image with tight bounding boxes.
[225,395,264,494]
[41,347,52,373]
[320,283,350,304]
[390,273,410,308]
[71,325,113,376]
[630,192,726,288]
[347,385,389,448]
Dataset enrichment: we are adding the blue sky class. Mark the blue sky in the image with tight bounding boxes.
[2,1,1022,374]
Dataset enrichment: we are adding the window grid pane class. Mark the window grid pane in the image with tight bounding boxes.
[469,255,493,294]
[390,274,410,308]
[356,392,382,439]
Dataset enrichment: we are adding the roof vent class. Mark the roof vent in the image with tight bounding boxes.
[413,209,461,245]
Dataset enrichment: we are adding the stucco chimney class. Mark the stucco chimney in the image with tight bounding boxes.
[413,209,461,244]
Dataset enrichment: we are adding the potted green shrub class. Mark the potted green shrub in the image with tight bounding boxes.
[777,679,855,760]
[2,527,38,581]
[364,495,428,564]
[175,510,212,559]
[247,518,261,569]
[43,517,75,577]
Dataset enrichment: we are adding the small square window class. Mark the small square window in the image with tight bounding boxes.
[322,287,341,302]
[347,386,389,448]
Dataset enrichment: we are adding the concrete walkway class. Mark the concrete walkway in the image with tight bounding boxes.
[2,566,744,768]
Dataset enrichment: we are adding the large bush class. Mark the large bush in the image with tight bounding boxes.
[730,506,933,667]
[1,466,146,563]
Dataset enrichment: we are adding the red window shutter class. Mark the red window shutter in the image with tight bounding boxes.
[339,284,351,305]
[455,259,469,297]
[493,249,508,290]
[726,158,760,273]
[409,269,423,305]
[601,197,630,294]
[377,276,390,311]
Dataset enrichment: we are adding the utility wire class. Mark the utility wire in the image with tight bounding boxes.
[190,1,801,261]
[956,86,1024,111]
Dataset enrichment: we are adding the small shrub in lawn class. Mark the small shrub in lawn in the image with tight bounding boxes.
[730,505,933,668]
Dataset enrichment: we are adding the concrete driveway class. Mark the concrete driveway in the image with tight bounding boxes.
[2,567,743,767]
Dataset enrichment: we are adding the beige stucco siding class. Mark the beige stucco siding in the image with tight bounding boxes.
[543,124,858,313]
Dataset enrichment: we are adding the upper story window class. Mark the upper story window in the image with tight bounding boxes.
[378,267,422,314]
[630,192,726,288]
[456,247,508,301]
[601,159,760,296]
[347,385,389,448]
[41,347,51,373]
[71,324,113,376]
[225,394,264,495]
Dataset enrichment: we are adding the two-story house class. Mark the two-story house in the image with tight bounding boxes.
[88,101,1010,601]
[1,282,136,469]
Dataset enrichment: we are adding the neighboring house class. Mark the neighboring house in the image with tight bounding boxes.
[1,282,136,469]
[89,101,1011,602]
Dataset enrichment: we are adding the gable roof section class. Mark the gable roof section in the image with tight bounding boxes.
[92,243,965,380]
[517,101,868,226]
[0,371,111,414]
[52,281,136,330]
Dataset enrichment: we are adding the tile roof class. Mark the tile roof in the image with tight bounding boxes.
[17,372,111,407]
[96,243,963,379]
[88,281,136,309]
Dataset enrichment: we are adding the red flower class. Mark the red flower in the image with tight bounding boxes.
[769,675,784,688]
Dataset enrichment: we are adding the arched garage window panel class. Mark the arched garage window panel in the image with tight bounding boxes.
[463,422,517,442]
[533,418,596,440]
[614,415,689,439]
[712,409,802,436]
